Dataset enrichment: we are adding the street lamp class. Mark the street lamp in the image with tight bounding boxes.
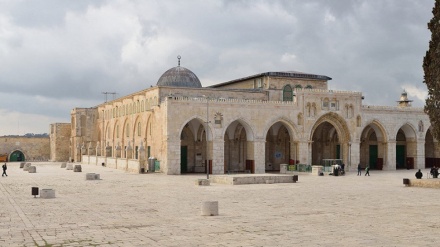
[203,95,210,179]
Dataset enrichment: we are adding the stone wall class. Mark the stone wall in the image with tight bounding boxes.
[50,123,71,162]
[0,136,50,161]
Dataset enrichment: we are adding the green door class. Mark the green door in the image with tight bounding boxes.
[369,145,378,169]
[10,151,25,162]
[396,145,406,169]
[181,146,188,173]
[336,145,341,159]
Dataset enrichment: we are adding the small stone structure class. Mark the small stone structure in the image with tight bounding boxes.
[23,163,31,171]
[86,173,100,180]
[40,189,55,199]
[20,162,25,168]
[60,162,66,168]
[312,166,323,176]
[201,201,218,216]
[28,166,37,173]
[66,163,73,170]
[195,179,210,186]
[74,165,82,172]
[403,178,440,188]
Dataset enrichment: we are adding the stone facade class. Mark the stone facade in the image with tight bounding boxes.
[59,63,438,175]
[50,123,71,162]
[0,136,50,161]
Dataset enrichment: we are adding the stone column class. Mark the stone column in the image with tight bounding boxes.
[384,140,396,171]
[296,140,310,165]
[415,140,425,169]
[139,141,146,171]
[252,139,266,174]
[349,141,360,172]
[126,141,133,160]
[212,139,224,175]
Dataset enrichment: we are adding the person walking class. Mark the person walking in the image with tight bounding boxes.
[357,163,362,176]
[2,163,7,177]
[365,165,370,176]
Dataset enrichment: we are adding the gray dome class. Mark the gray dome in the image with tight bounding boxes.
[157,66,202,88]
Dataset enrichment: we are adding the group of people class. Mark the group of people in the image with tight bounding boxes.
[2,163,7,177]
[414,166,439,179]
[357,163,370,176]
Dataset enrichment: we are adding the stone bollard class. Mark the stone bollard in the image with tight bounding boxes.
[195,179,210,186]
[60,162,66,168]
[74,165,82,172]
[201,201,219,216]
[66,164,73,170]
[23,163,32,171]
[86,173,96,180]
[94,174,100,180]
[28,166,37,173]
[20,162,25,168]
[40,189,55,199]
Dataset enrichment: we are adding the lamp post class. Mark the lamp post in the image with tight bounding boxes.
[203,95,210,179]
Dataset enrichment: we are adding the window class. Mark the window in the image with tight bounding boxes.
[126,123,130,137]
[283,85,293,101]
[137,122,141,136]
[254,78,263,88]
[305,85,312,89]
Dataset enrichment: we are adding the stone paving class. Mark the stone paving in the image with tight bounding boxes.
[1,162,439,247]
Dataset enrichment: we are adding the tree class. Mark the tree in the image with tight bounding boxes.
[424,0,440,140]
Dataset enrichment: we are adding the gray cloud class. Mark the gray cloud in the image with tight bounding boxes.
[0,0,433,135]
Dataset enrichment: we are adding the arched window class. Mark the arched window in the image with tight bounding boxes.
[305,85,313,89]
[283,85,293,101]
[295,84,303,89]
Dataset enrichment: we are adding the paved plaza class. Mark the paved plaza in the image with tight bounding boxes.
[1,163,439,247]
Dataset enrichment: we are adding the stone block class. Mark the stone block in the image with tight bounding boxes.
[20,162,25,168]
[28,166,37,173]
[86,173,96,180]
[74,165,82,172]
[40,189,55,199]
[23,163,31,171]
[66,163,73,170]
[195,179,210,186]
[94,174,100,180]
[60,162,66,168]
[201,201,218,216]
[280,164,288,174]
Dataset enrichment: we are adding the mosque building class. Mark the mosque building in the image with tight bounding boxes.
[52,56,438,174]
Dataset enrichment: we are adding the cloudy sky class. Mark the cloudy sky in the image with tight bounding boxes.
[0,0,434,136]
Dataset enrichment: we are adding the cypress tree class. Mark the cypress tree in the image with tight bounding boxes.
[424,0,440,139]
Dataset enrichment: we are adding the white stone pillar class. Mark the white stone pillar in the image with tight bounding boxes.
[212,139,224,175]
[415,140,425,169]
[350,141,360,172]
[385,141,396,171]
[252,139,265,174]
[297,141,309,165]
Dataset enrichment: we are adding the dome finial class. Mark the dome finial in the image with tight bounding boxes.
[177,55,181,67]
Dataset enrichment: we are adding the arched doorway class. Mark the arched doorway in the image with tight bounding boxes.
[9,150,25,162]
[360,122,387,170]
[395,124,416,169]
[180,118,208,174]
[265,122,292,171]
[312,122,340,165]
[224,120,253,173]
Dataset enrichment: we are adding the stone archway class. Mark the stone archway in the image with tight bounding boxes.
[265,122,293,171]
[179,118,210,174]
[360,122,387,170]
[395,124,417,169]
[224,119,254,173]
[310,113,351,166]
[9,150,25,162]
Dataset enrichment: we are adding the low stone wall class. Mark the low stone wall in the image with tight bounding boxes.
[211,175,298,185]
[404,178,440,188]
[81,155,141,173]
